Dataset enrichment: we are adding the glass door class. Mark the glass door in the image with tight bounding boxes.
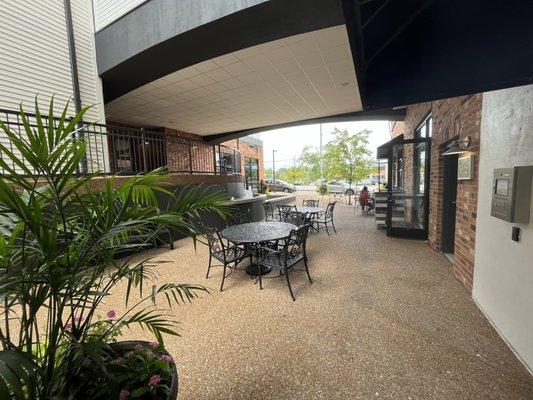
[386,137,431,239]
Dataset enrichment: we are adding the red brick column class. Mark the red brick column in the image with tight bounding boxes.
[390,95,482,292]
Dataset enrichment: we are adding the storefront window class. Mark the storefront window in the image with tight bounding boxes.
[416,115,433,138]
[244,157,259,188]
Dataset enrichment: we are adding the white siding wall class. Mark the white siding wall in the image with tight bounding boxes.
[71,0,109,172]
[0,0,108,172]
[92,0,148,31]
[0,0,75,115]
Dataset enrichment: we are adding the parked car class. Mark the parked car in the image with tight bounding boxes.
[317,180,355,195]
[265,179,296,193]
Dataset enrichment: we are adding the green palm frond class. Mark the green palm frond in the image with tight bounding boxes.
[0,97,227,398]
[0,350,39,400]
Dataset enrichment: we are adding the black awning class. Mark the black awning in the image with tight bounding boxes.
[376,134,403,159]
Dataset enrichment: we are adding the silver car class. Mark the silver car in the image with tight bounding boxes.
[317,180,355,195]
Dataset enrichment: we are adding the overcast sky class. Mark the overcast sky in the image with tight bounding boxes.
[255,121,393,169]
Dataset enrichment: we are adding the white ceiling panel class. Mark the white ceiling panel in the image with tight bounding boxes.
[105,24,361,135]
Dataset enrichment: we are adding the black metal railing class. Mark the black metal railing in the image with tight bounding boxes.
[0,108,241,176]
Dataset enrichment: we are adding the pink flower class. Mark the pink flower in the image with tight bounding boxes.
[149,341,158,349]
[159,354,172,363]
[133,344,144,351]
[119,389,130,400]
[64,315,83,330]
[148,374,161,389]
[111,357,122,364]
[124,351,134,358]
[106,309,117,321]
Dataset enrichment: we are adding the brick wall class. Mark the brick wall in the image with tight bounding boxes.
[162,128,215,173]
[391,95,482,291]
[221,138,264,181]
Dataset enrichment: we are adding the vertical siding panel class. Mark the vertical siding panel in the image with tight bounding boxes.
[0,0,74,114]
[71,0,110,172]
[0,0,108,173]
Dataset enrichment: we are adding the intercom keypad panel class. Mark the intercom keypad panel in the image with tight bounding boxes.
[491,166,533,224]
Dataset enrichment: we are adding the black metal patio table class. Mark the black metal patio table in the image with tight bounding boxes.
[297,206,324,215]
[221,221,297,276]
[297,206,325,232]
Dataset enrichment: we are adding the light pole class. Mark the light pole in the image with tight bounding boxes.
[272,149,277,183]
[319,123,323,180]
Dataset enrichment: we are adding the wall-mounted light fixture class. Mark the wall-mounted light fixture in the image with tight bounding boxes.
[442,137,471,156]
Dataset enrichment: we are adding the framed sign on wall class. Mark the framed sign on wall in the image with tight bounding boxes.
[458,154,474,180]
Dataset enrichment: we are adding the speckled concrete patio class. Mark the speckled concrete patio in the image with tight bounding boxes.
[109,197,533,399]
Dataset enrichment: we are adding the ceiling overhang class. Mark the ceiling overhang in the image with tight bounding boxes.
[97,0,533,142]
[105,25,365,137]
[344,0,533,110]
[96,0,345,103]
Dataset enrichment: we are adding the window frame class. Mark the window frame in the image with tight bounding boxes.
[415,113,433,138]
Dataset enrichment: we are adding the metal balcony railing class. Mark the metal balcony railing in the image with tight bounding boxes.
[0,108,241,176]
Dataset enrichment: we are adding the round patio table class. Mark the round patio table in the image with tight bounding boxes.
[297,206,324,215]
[221,221,297,276]
[297,206,324,232]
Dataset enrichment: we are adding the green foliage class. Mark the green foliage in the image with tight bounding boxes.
[323,128,372,185]
[278,166,307,184]
[0,98,232,399]
[270,129,375,185]
[77,342,173,400]
[264,168,273,180]
[317,184,328,195]
[298,146,322,182]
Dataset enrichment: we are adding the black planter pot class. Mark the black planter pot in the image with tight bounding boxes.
[110,340,179,400]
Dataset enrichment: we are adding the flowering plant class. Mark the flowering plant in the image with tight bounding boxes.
[0,99,232,398]
[76,340,175,399]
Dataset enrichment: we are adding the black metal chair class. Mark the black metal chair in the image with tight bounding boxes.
[277,204,296,220]
[280,210,307,227]
[262,201,277,221]
[313,201,337,235]
[203,227,252,291]
[302,199,319,207]
[255,224,312,300]
[228,209,250,226]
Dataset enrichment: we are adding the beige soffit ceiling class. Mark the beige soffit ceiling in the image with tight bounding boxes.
[105,24,361,135]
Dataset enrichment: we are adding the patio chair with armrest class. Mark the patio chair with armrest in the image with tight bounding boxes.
[255,224,312,300]
[280,210,307,227]
[228,208,251,225]
[313,201,337,235]
[302,199,319,207]
[262,201,277,221]
[277,204,296,220]
[203,226,253,291]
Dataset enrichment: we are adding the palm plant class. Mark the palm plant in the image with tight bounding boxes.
[0,98,233,398]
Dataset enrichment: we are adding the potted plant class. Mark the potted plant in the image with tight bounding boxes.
[0,99,232,399]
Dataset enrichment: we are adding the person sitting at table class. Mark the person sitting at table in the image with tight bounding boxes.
[358,186,374,214]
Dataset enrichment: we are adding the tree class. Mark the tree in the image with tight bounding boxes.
[299,146,322,183]
[279,165,307,184]
[323,128,372,190]
[264,167,274,180]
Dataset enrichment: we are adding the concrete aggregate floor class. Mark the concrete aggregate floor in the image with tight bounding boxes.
[108,196,533,399]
